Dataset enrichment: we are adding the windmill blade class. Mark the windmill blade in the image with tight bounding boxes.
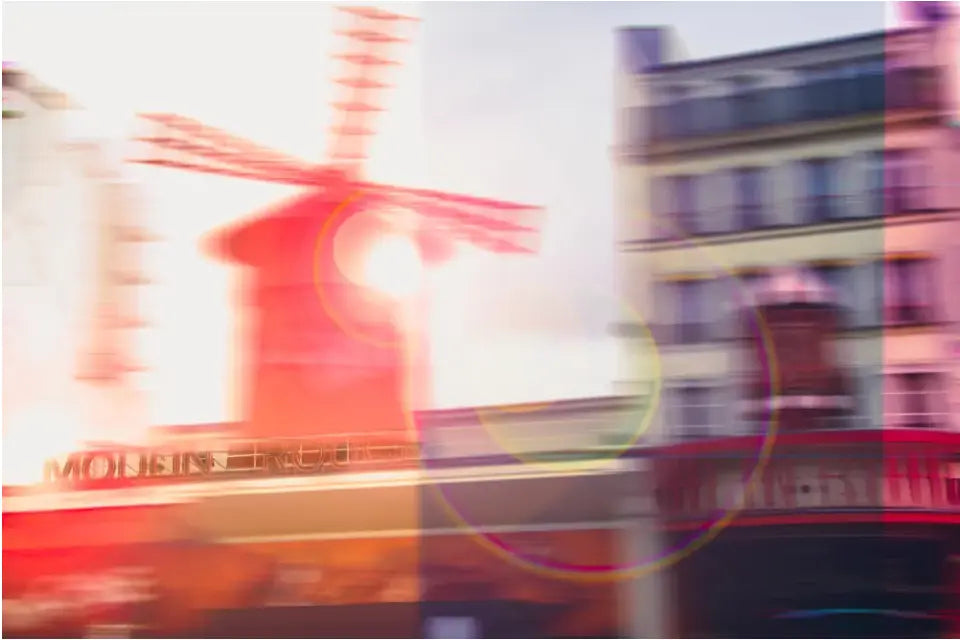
[139,113,313,168]
[326,6,417,178]
[130,113,325,187]
[336,6,419,22]
[361,181,544,255]
[334,29,409,44]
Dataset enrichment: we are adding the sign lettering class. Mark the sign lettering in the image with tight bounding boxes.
[42,439,421,487]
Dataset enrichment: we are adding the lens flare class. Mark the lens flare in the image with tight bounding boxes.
[361,233,423,299]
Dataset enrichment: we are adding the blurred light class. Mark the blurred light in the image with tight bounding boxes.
[3,404,82,486]
[361,233,423,298]
[333,209,424,299]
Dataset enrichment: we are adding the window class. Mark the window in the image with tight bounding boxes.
[670,175,699,236]
[652,177,673,240]
[624,106,645,147]
[885,371,948,428]
[857,371,884,429]
[888,65,940,110]
[425,618,480,639]
[674,279,709,343]
[803,159,840,223]
[885,258,936,325]
[883,149,927,214]
[865,151,885,216]
[852,260,884,328]
[730,76,761,128]
[854,56,886,111]
[734,167,766,230]
[800,65,843,118]
[812,263,852,327]
[707,277,735,340]
[674,384,718,439]
[664,86,691,138]
[858,57,886,77]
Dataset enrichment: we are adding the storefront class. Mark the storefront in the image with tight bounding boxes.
[648,429,960,638]
[4,437,630,639]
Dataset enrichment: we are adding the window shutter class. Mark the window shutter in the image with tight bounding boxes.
[905,149,930,212]
[920,259,938,321]
[711,277,735,340]
[626,106,646,148]
[884,373,905,428]
[946,243,960,326]
[884,260,899,323]
[687,176,702,236]
[663,386,682,440]
[701,170,735,234]
[932,372,951,426]
[757,166,775,229]
[773,161,800,226]
[838,154,866,218]
[839,266,855,327]
[663,176,681,239]
[654,281,675,343]
[697,172,717,233]
[853,261,881,328]
[650,177,669,240]
[858,370,883,429]
[699,385,713,437]
[714,381,738,436]
[863,150,885,218]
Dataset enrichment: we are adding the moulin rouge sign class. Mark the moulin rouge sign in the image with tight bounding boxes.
[43,438,421,487]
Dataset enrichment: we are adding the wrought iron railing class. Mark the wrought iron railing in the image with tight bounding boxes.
[640,67,941,147]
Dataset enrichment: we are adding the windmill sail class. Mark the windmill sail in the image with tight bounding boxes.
[326,6,417,178]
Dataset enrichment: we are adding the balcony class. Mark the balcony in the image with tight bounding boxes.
[735,203,767,232]
[657,209,700,239]
[876,186,931,216]
[803,194,844,225]
[644,67,942,149]
[885,303,936,326]
[673,321,713,345]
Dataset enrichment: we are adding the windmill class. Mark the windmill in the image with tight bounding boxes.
[128,6,545,441]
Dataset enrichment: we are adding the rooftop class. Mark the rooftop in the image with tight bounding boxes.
[620,24,928,76]
[2,63,75,110]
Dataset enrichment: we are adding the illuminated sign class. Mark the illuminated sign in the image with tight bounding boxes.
[656,457,960,518]
[42,438,422,486]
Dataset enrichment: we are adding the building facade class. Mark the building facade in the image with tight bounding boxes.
[2,65,155,477]
[614,8,960,638]
[3,397,649,639]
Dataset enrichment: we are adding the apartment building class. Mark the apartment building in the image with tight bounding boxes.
[615,20,960,443]
[613,10,960,638]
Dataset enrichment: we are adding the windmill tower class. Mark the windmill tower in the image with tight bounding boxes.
[129,6,544,442]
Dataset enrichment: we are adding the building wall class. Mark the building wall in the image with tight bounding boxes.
[2,68,153,476]
[614,18,960,441]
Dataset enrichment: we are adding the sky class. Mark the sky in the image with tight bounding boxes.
[3,1,895,427]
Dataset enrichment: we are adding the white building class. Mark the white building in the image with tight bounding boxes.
[3,66,155,482]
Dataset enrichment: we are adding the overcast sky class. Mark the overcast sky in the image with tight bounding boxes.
[4,1,893,422]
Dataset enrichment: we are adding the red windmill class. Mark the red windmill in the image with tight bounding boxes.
[128,6,544,442]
